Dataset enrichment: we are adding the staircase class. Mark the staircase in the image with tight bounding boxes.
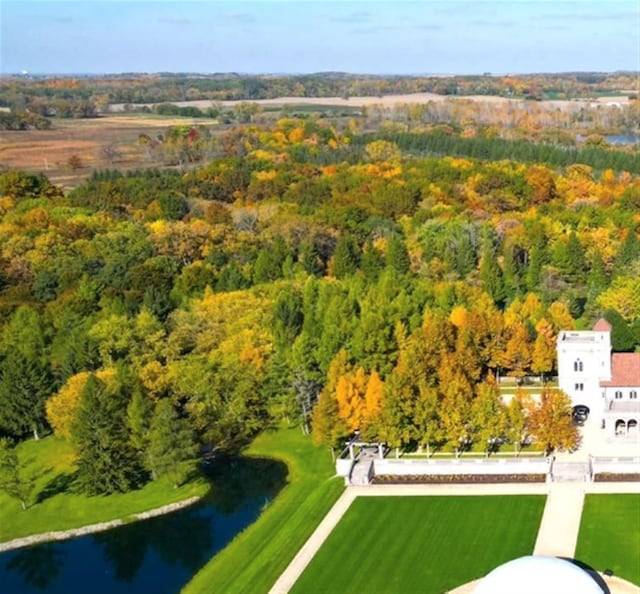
[551,461,590,483]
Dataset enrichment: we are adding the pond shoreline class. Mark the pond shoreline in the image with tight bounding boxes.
[0,495,202,553]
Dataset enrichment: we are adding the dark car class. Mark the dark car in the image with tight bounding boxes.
[572,405,590,424]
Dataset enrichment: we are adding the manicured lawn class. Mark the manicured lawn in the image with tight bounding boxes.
[182,427,344,594]
[290,495,545,594]
[0,436,209,542]
[575,494,640,586]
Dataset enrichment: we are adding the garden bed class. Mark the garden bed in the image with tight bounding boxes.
[593,473,640,482]
[372,473,547,484]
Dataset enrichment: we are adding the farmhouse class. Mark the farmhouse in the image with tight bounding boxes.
[557,319,640,438]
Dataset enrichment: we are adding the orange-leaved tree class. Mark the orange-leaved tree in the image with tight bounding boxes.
[527,388,578,455]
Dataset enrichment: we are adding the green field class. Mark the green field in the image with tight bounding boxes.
[290,495,546,594]
[0,436,209,543]
[575,494,640,586]
[182,427,344,594]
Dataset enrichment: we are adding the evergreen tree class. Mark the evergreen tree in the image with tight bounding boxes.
[553,232,586,283]
[603,309,636,352]
[0,438,34,510]
[361,240,384,280]
[127,390,153,453]
[587,250,609,300]
[0,352,52,440]
[273,289,304,351]
[147,399,198,487]
[299,238,325,277]
[479,244,506,306]
[331,235,360,278]
[72,375,142,495]
[613,228,640,278]
[386,234,410,275]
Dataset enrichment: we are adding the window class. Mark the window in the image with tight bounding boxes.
[615,391,623,399]
[574,359,583,372]
[574,383,583,391]
[631,391,638,400]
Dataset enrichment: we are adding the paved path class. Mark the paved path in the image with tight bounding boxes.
[269,481,640,594]
[533,483,585,557]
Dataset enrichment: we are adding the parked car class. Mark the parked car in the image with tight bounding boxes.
[572,405,590,424]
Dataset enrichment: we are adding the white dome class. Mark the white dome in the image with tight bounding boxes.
[473,556,604,594]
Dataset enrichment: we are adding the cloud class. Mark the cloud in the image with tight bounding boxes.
[330,11,371,24]
[221,12,256,24]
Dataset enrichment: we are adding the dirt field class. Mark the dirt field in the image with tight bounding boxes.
[0,114,217,189]
[110,92,632,112]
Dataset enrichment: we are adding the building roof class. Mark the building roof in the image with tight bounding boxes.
[600,353,640,388]
[473,556,604,594]
[592,318,612,332]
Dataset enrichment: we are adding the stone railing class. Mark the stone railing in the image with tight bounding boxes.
[373,457,551,478]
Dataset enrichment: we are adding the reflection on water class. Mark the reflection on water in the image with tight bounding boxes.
[0,456,287,594]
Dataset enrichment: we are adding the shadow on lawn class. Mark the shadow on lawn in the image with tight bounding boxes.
[36,471,79,504]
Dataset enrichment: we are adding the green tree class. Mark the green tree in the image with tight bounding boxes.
[386,235,410,275]
[72,375,142,495]
[0,352,52,440]
[0,438,35,510]
[479,243,506,306]
[331,235,360,278]
[127,389,153,454]
[148,399,198,487]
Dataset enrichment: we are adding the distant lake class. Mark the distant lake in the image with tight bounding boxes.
[0,456,287,594]
[605,134,640,146]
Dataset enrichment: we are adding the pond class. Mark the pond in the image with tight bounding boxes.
[605,134,640,146]
[0,456,287,594]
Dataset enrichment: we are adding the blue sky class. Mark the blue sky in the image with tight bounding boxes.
[1,1,639,74]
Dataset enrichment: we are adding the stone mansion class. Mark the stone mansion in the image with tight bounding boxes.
[557,319,640,438]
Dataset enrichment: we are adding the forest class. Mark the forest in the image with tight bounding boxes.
[0,112,639,501]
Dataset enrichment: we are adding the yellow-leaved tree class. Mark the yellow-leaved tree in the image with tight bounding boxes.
[46,369,114,438]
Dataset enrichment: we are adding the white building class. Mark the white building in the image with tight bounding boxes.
[557,319,640,438]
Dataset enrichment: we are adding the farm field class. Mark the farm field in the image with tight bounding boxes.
[289,495,545,594]
[0,114,217,189]
[575,494,640,586]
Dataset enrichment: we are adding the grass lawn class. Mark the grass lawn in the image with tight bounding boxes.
[182,427,344,594]
[290,495,546,594]
[575,494,640,585]
[0,436,209,543]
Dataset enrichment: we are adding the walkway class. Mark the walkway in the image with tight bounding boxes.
[269,481,640,594]
[533,483,585,557]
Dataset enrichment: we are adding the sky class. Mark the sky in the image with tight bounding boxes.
[1,0,639,75]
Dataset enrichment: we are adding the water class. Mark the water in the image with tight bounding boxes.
[605,134,640,146]
[0,456,287,594]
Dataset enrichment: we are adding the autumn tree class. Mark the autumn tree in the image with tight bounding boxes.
[505,391,532,456]
[531,318,556,379]
[527,388,579,455]
[499,323,532,380]
[412,385,442,456]
[471,378,506,456]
